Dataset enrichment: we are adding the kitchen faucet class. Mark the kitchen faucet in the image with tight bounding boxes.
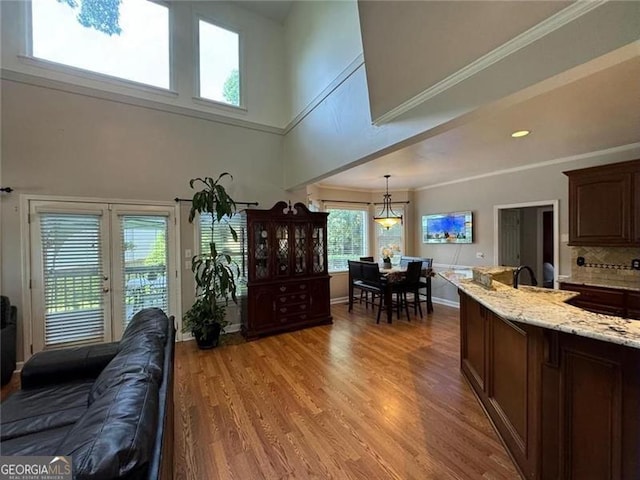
[513,265,538,289]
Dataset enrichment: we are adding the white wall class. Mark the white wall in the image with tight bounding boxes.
[1,0,287,128]
[283,1,640,189]
[284,0,363,121]
[416,146,640,305]
[0,79,294,360]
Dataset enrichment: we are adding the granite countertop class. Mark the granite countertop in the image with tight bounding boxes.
[440,269,640,350]
[558,276,640,292]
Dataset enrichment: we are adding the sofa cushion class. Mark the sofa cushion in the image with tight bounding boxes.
[60,372,159,480]
[21,342,119,389]
[119,308,168,352]
[0,425,74,456]
[0,381,92,441]
[88,335,164,405]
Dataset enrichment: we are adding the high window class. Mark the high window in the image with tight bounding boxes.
[30,0,170,89]
[198,19,240,106]
[326,206,368,272]
[198,212,247,296]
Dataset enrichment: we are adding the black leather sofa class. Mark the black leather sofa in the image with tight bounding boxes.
[0,308,175,480]
[0,296,17,385]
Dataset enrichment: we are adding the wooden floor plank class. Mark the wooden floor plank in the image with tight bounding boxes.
[174,303,520,479]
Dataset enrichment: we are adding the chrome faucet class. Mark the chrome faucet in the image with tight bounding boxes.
[513,265,538,289]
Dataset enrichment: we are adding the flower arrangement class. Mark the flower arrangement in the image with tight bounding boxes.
[381,247,394,263]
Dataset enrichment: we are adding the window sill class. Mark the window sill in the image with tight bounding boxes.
[192,96,247,113]
[18,55,178,98]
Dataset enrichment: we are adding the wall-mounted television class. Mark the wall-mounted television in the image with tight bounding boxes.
[422,211,473,244]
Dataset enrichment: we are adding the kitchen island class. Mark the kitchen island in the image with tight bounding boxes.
[441,269,640,480]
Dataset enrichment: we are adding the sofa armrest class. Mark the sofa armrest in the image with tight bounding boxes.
[21,342,120,389]
[1,314,17,385]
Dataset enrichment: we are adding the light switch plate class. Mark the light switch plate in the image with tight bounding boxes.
[184,249,192,258]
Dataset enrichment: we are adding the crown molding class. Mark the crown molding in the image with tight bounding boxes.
[372,0,607,126]
[416,143,640,192]
[1,69,285,135]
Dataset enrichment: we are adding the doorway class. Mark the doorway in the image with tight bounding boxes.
[25,198,179,355]
[493,200,559,288]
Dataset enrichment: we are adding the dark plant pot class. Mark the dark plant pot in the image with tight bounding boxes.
[194,323,222,350]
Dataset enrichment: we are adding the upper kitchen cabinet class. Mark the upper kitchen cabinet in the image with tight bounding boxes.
[564,159,640,246]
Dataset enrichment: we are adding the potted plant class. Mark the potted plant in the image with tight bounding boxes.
[182,173,239,349]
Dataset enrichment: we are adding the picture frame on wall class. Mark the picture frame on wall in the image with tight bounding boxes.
[422,211,473,243]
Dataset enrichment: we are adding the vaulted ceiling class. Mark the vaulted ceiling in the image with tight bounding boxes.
[318,1,640,191]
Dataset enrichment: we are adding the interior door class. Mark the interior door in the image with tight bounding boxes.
[500,209,521,266]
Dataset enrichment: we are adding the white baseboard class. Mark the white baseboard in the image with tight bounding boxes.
[13,361,24,374]
[432,296,460,309]
[331,296,459,309]
[179,322,241,342]
[224,323,242,334]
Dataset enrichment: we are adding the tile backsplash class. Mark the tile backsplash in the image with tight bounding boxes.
[571,246,640,287]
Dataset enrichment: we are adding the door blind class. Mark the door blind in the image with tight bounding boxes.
[40,213,105,347]
[120,215,168,326]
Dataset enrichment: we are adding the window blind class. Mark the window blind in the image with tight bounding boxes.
[199,212,247,296]
[326,207,368,272]
[40,213,105,347]
[120,215,169,326]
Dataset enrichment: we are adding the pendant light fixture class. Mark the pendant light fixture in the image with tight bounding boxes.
[373,175,403,229]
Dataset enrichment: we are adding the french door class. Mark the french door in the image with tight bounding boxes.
[29,200,177,353]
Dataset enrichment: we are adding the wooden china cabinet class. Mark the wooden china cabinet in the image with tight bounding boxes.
[242,201,332,339]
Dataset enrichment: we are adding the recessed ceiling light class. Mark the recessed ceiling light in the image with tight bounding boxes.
[511,130,531,138]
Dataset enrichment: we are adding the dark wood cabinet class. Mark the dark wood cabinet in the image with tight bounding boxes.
[560,282,637,319]
[243,202,332,339]
[459,291,640,480]
[540,331,640,480]
[459,292,541,479]
[459,292,487,391]
[564,159,640,247]
[627,292,640,320]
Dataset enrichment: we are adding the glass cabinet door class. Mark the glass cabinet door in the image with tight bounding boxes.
[311,224,326,273]
[294,224,307,274]
[253,222,269,280]
[275,223,289,277]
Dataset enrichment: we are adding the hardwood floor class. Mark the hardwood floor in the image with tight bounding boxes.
[0,373,19,402]
[174,303,520,479]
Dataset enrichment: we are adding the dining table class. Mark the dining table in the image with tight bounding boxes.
[348,262,433,324]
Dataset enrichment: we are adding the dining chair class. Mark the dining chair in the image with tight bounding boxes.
[393,261,423,320]
[359,262,385,323]
[357,257,375,306]
[418,258,434,313]
[348,260,366,312]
